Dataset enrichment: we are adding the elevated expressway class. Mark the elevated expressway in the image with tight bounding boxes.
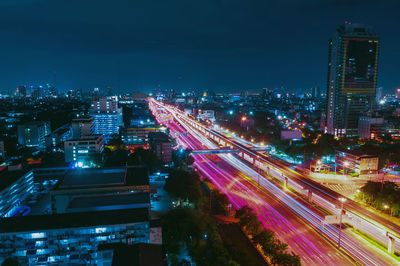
[150,98,400,255]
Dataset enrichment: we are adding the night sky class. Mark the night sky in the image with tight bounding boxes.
[0,0,399,93]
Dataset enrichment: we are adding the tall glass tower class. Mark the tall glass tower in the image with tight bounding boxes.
[322,23,379,137]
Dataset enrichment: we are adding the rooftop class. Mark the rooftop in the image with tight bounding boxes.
[0,208,149,234]
[0,170,27,192]
[66,134,103,142]
[57,167,149,189]
[72,116,93,122]
[337,23,378,37]
[98,243,163,266]
[148,132,170,141]
[58,168,126,189]
[67,192,150,212]
[336,149,376,158]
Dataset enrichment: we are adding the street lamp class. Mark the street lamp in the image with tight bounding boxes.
[343,161,350,175]
[338,197,347,248]
[383,204,393,217]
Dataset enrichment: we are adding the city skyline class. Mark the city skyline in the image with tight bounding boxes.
[0,0,399,92]
[2,1,400,265]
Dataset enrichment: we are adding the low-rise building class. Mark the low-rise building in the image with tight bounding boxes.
[0,167,156,265]
[0,208,149,265]
[17,121,51,150]
[198,110,216,122]
[335,150,379,175]
[64,135,104,163]
[358,115,384,139]
[71,116,94,139]
[0,170,34,217]
[45,124,73,148]
[280,130,302,140]
[121,127,161,144]
[148,132,172,163]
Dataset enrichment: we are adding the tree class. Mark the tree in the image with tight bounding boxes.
[161,208,237,266]
[211,190,230,214]
[2,257,20,266]
[164,169,202,205]
[127,147,161,171]
[234,206,261,235]
[172,148,194,167]
[107,134,125,150]
[252,229,275,247]
[271,251,301,266]
[360,181,400,216]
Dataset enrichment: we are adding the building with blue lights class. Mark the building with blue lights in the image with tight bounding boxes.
[0,171,34,218]
[0,167,159,265]
[17,121,51,150]
[71,117,94,139]
[64,135,104,163]
[45,124,73,149]
[90,97,122,143]
[0,208,150,265]
[92,113,122,142]
[148,132,172,163]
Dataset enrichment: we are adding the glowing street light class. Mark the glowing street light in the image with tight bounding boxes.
[383,204,393,217]
[338,197,347,248]
[241,116,247,121]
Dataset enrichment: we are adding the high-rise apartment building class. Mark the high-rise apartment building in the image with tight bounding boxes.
[376,86,383,102]
[71,117,94,139]
[90,97,122,143]
[311,87,320,98]
[17,121,51,150]
[395,88,400,99]
[15,86,26,97]
[322,23,379,137]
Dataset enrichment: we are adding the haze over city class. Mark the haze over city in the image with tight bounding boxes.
[1,1,400,265]
[0,0,399,92]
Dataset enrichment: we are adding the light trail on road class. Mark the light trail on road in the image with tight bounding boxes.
[150,99,399,265]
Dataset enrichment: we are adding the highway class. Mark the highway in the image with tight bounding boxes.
[166,119,354,265]
[210,128,400,253]
[150,98,400,254]
[150,99,399,265]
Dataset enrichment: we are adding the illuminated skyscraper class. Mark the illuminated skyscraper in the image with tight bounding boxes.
[15,86,26,97]
[322,23,379,137]
[90,97,122,142]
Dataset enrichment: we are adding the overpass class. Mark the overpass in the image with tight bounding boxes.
[150,98,400,254]
[190,147,270,155]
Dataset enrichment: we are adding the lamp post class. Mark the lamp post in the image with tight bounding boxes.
[338,197,347,248]
[343,161,349,175]
[384,204,393,217]
[381,170,387,193]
